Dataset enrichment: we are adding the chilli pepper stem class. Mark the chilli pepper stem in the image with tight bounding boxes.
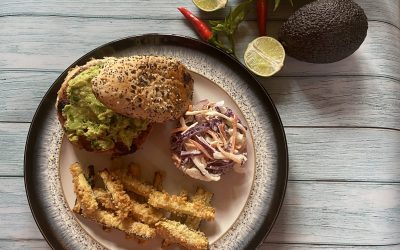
[177,7,213,41]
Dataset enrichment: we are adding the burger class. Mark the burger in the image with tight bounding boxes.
[56,55,194,155]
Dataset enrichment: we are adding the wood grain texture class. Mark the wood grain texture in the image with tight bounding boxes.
[3,177,399,245]
[1,240,399,250]
[286,128,400,183]
[260,244,400,249]
[0,240,49,250]
[2,71,399,130]
[263,76,400,129]
[1,0,399,27]
[0,18,399,81]
[0,71,52,122]
[0,178,44,240]
[0,123,29,176]
[267,181,400,245]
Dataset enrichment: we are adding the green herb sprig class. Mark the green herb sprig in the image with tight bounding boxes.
[209,0,254,55]
[208,0,293,55]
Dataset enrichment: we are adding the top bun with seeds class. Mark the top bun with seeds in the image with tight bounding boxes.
[91,55,194,123]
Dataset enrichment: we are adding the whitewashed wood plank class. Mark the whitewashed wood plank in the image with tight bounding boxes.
[0,177,44,240]
[1,240,399,250]
[286,128,400,182]
[1,123,399,182]
[267,181,400,245]
[263,76,400,129]
[0,123,29,176]
[0,71,52,122]
[0,18,399,80]
[1,0,399,27]
[0,240,50,250]
[260,243,400,249]
[2,177,399,245]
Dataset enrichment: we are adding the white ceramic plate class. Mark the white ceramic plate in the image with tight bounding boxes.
[25,34,288,250]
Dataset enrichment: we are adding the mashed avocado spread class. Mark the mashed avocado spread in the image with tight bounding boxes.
[62,65,148,151]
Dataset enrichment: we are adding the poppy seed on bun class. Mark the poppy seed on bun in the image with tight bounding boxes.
[91,56,194,123]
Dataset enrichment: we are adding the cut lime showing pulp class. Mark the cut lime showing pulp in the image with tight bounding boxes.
[192,0,227,12]
[244,36,285,77]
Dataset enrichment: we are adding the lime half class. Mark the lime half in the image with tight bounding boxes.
[192,0,227,12]
[244,36,285,77]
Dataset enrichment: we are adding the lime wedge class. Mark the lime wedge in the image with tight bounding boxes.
[244,36,285,77]
[192,0,227,12]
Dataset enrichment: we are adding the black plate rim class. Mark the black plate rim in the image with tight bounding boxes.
[24,33,288,250]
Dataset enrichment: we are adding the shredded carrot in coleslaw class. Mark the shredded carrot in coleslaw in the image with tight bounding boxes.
[170,100,248,181]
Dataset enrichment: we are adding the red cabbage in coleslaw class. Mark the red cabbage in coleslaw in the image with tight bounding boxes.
[170,100,248,181]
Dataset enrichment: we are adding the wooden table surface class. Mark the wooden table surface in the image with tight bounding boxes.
[1,0,399,249]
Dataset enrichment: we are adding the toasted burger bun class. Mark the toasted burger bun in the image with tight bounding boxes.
[56,58,152,155]
[91,56,194,123]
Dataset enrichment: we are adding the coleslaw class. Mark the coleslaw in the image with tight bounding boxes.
[171,100,248,181]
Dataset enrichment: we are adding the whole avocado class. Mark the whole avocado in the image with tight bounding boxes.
[279,0,368,63]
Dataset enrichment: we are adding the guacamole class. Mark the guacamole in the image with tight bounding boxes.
[62,65,148,151]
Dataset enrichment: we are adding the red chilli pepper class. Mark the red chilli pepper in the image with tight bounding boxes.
[178,7,213,41]
[257,0,267,36]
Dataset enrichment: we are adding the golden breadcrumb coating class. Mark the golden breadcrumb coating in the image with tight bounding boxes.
[70,163,156,239]
[113,167,156,198]
[185,188,213,230]
[148,191,215,221]
[155,219,208,250]
[100,169,164,225]
[93,188,116,210]
[82,210,156,239]
[114,166,215,221]
[71,162,216,245]
[70,162,98,215]
[99,169,132,219]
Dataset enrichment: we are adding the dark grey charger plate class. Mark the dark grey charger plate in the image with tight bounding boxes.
[24,34,288,250]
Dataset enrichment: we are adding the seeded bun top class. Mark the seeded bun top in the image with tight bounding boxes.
[91,56,194,123]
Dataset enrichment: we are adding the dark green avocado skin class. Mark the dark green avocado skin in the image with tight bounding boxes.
[279,0,368,63]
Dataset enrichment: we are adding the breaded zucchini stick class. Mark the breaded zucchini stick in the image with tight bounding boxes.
[114,166,215,220]
[156,219,208,250]
[70,162,98,215]
[100,169,163,225]
[79,210,156,239]
[93,188,116,210]
[113,167,156,198]
[148,191,215,221]
[185,188,213,229]
[99,169,132,219]
[70,163,156,239]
